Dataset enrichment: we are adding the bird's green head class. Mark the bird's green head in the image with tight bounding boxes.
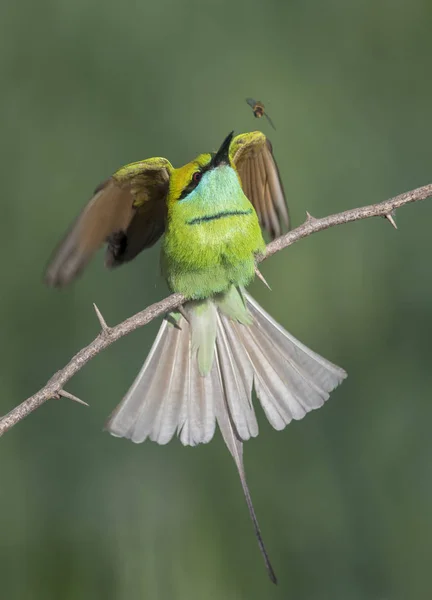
[167,131,239,208]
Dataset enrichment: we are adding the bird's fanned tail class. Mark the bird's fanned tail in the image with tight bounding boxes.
[106,287,347,582]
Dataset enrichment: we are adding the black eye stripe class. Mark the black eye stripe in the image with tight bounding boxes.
[178,163,212,200]
[179,176,200,200]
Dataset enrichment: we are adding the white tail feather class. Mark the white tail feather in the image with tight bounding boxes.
[150,321,189,444]
[244,292,347,391]
[177,338,217,446]
[216,313,258,440]
[106,319,173,442]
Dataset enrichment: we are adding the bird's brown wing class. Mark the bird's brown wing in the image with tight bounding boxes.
[230,132,289,238]
[44,158,172,287]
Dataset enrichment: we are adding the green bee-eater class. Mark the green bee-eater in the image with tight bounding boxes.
[45,131,347,583]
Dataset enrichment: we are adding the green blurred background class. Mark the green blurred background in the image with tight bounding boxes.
[1,1,432,598]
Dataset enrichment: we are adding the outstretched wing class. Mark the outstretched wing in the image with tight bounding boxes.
[44,157,172,287]
[230,132,289,238]
[246,97,257,109]
[264,112,276,131]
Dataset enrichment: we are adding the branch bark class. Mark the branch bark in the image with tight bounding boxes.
[1,182,431,437]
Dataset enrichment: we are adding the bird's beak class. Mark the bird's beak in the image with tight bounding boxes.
[211,131,234,168]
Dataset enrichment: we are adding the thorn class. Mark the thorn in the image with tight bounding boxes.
[57,389,89,407]
[255,266,272,291]
[93,303,110,333]
[384,213,397,229]
[306,211,316,222]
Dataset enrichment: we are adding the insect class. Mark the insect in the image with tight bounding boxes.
[246,98,276,130]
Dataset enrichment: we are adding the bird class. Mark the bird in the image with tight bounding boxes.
[45,130,347,584]
[246,98,276,130]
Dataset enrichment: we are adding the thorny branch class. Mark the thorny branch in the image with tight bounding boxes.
[1,182,431,438]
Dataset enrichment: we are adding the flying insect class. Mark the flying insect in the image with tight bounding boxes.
[246,98,276,130]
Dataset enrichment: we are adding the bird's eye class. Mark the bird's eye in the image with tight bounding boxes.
[192,171,202,183]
